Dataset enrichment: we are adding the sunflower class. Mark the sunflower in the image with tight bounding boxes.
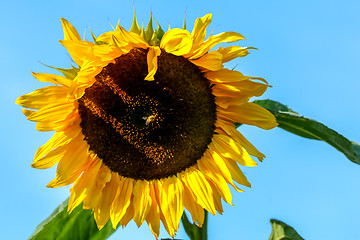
[16,12,277,238]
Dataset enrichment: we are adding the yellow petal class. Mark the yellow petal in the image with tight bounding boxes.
[154,180,174,236]
[96,31,114,44]
[208,148,244,192]
[47,134,89,188]
[21,108,34,117]
[218,102,278,130]
[222,157,251,187]
[69,63,103,99]
[60,18,81,41]
[35,120,69,132]
[213,79,268,100]
[181,167,216,215]
[31,144,68,169]
[68,156,101,213]
[110,177,134,228]
[119,201,134,227]
[219,120,265,160]
[190,51,223,71]
[217,46,255,63]
[211,134,257,167]
[59,40,94,67]
[215,96,249,109]
[16,86,68,110]
[146,182,161,238]
[210,182,224,214]
[212,84,247,99]
[114,26,148,49]
[34,126,81,162]
[83,163,112,210]
[27,102,75,123]
[191,14,212,49]
[94,175,119,230]
[191,31,245,59]
[198,152,233,205]
[92,44,123,62]
[160,28,193,56]
[159,177,184,236]
[183,186,205,227]
[133,180,152,227]
[145,46,161,81]
[31,72,72,87]
[205,69,247,83]
[35,111,79,132]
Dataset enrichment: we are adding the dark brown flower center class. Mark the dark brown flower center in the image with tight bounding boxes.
[78,48,216,180]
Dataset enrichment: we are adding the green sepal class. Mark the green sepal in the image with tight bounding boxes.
[95,41,109,46]
[29,198,116,240]
[140,23,145,40]
[269,219,304,240]
[143,15,154,44]
[154,18,165,41]
[149,32,159,46]
[129,8,141,34]
[41,63,79,80]
[89,28,97,43]
[183,14,187,30]
[254,99,360,165]
[234,122,242,128]
[181,210,208,240]
[90,29,108,46]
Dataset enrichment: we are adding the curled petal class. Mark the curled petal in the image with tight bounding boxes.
[145,46,161,81]
[160,28,193,55]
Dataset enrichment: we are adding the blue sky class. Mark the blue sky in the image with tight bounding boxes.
[1,0,360,239]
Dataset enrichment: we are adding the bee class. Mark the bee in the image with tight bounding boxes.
[143,115,156,126]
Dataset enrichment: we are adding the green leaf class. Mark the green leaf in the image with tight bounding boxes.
[269,219,304,240]
[181,210,207,240]
[29,198,116,240]
[41,63,79,80]
[254,99,360,165]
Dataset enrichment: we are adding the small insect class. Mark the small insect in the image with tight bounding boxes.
[143,115,156,126]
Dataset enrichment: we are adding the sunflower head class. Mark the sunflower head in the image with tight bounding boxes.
[16,12,277,238]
